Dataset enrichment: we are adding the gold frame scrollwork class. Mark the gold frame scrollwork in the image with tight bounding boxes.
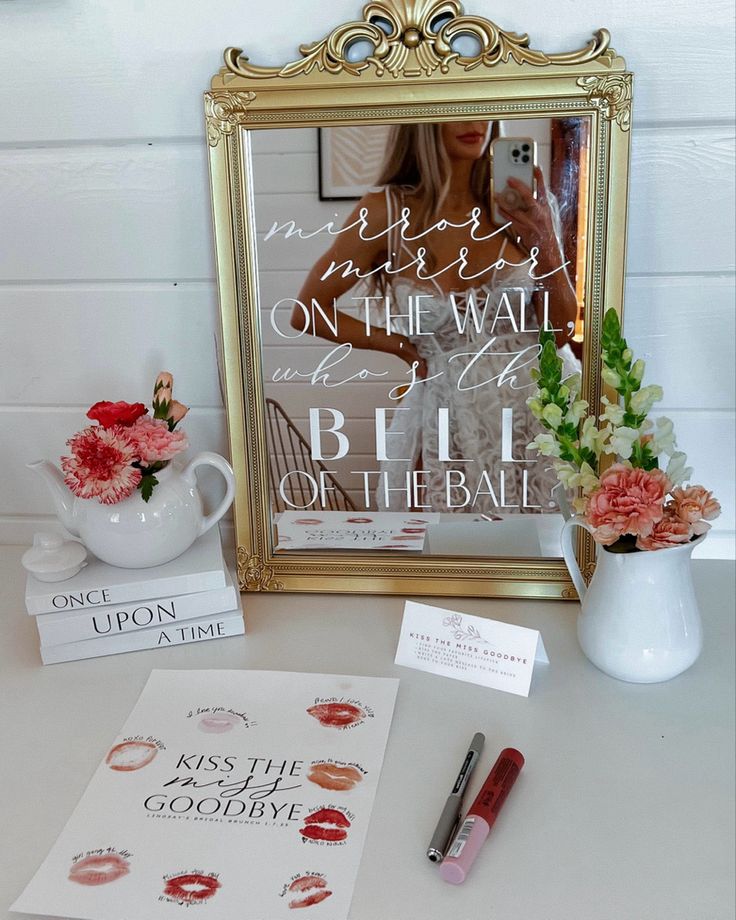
[206,1,632,600]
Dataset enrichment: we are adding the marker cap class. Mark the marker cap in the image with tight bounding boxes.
[438,815,490,885]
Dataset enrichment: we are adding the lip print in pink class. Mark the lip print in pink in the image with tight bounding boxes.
[68,853,130,886]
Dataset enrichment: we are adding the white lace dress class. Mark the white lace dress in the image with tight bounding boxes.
[374,187,580,514]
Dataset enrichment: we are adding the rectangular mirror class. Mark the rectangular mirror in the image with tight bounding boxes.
[206,1,632,597]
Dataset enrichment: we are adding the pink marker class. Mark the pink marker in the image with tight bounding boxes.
[439,747,524,885]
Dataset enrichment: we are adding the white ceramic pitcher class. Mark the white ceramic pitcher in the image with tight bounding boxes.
[561,517,704,683]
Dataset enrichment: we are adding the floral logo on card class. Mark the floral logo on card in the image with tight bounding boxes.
[442,614,490,645]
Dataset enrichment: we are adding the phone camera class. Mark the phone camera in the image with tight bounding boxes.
[512,149,520,157]
[522,155,530,163]
[522,144,530,152]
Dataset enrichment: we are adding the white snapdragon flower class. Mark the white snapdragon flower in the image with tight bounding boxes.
[630,384,664,416]
[603,426,639,460]
[564,399,589,427]
[602,366,622,389]
[665,451,693,487]
[564,373,582,399]
[527,433,562,457]
[580,416,609,456]
[630,359,645,384]
[599,395,625,426]
[578,462,600,494]
[526,396,544,419]
[541,403,563,429]
[552,461,579,488]
[650,416,676,456]
[553,460,599,494]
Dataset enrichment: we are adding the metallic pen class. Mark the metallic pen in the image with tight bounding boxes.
[426,732,485,863]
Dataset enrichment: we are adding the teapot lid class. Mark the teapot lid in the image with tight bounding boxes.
[22,533,88,582]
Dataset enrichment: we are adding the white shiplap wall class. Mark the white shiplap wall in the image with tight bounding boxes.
[1,0,734,556]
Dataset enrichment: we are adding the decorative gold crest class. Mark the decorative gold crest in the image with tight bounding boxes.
[222,0,616,81]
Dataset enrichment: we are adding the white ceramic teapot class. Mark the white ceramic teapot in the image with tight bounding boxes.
[28,452,235,568]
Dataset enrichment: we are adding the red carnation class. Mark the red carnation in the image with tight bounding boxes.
[87,401,148,428]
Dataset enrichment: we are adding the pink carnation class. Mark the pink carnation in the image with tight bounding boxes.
[585,464,670,545]
[670,485,721,536]
[62,426,142,505]
[635,510,692,551]
[128,417,188,466]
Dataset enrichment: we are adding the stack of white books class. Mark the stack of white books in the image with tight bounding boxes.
[25,528,244,665]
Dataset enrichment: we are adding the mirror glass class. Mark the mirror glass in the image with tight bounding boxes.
[249,115,591,558]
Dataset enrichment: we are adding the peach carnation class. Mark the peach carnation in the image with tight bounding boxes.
[635,510,692,551]
[670,485,721,536]
[128,417,188,466]
[62,426,142,504]
[585,464,670,545]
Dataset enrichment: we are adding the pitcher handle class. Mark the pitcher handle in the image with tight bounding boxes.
[181,452,236,537]
[561,516,595,601]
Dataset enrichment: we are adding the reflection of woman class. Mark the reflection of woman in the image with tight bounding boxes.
[293,121,580,513]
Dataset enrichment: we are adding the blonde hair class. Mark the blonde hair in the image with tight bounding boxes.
[376,122,495,233]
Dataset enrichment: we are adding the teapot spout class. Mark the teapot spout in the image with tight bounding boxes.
[27,460,80,537]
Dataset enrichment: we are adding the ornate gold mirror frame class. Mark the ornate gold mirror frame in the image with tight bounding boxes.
[205,0,632,598]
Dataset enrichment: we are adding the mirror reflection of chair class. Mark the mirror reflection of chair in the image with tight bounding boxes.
[265,398,356,513]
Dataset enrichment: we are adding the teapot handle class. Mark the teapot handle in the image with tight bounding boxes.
[181,452,236,537]
[560,516,595,601]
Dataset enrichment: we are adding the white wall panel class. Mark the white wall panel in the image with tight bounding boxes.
[0,145,214,282]
[0,0,733,144]
[624,276,735,410]
[0,284,222,406]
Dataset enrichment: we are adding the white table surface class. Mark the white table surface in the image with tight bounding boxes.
[1,544,734,920]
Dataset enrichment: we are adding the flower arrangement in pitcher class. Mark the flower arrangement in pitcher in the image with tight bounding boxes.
[61,373,189,505]
[526,309,720,551]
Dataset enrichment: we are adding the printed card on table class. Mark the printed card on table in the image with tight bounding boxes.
[275,510,440,551]
[12,669,399,920]
[395,601,548,697]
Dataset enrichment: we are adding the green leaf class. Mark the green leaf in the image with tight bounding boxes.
[138,474,158,503]
[539,326,556,349]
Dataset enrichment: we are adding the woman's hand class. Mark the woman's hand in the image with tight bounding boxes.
[496,166,565,271]
[390,334,428,380]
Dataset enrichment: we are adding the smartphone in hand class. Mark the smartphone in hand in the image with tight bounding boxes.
[490,137,537,225]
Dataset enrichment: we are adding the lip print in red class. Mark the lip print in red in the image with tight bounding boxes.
[299,808,351,842]
[163,873,221,903]
[306,702,364,728]
[288,875,333,909]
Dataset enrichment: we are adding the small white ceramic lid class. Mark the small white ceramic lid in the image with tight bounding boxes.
[22,533,88,582]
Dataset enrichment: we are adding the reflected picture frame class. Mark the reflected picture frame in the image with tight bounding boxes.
[205,0,632,598]
[318,125,392,200]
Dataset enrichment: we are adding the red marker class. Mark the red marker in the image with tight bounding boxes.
[439,747,524,885]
